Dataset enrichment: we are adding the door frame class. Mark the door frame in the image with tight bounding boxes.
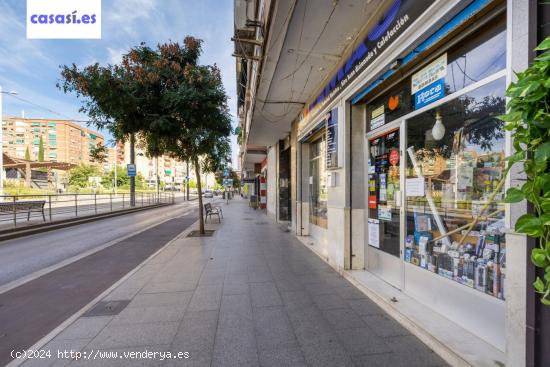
[364,119,406,290]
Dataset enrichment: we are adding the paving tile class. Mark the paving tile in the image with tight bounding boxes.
[347,298,385,316]
[257,347,307,367]
[219,294,254,329]
[87,322,179,349]
[140,280,197,294]
[187,286,223,312]
[312,293,346,310]
[110,305,186,325]
[56,316,112,340]
[172,311,218,361]
[22,338,91,367]
[335,327,392,356]
[212,327,259,367]
[280,290,314,309]
[253,306,298,350]
[129,292,193,308]
[69,345,170,366]
[385,335,447,365]
[361,314,410,338]
[249,282,282,308]
[322,307,366,330]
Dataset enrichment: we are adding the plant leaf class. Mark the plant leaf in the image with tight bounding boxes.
[535,36,550,51]
[517,214,544,237]
[534,276,546,292]
[532,248,549,267]
[505,187,525,203]
[535,142,550,161]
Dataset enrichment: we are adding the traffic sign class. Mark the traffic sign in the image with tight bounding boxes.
[127,164,137,177]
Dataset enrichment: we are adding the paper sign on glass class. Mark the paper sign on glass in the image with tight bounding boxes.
[406,177,425,196]
[368,219,380,248]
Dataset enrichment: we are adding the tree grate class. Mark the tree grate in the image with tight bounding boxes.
[187,230,215,237]
[83,300,130,317]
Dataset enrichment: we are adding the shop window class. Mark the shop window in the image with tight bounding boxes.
[404,77,506,299]
[309,135,328,229]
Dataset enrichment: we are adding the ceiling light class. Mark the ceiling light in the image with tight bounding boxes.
[431,111,445,141]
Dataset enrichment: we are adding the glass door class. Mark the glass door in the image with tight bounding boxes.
[366,126,403,289]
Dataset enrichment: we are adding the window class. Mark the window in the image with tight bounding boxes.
[404,77,506,299]
[309,135,328,228]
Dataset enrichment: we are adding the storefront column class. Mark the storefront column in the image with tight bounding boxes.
[350,102,366,270]
[506,0,532,365]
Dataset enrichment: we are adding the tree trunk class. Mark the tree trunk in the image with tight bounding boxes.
[194,158,205,234]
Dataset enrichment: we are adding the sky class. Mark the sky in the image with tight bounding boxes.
[0,0,238,163]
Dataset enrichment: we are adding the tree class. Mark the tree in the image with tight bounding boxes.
[38,136,44,162]
[215,168,241,189]
[90,143,108,164]
[24,146,31,160]
[68,164,101,188]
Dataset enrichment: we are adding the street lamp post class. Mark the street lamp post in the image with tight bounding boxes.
[0,86,18,198]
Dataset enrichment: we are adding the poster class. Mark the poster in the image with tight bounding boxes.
[378,206,392,221]
[411,53,447,94]
[406,177,425,196]
[368,218,380,248]
[370,105,385,130]
[326,108,339,169]
[379,173,387,202]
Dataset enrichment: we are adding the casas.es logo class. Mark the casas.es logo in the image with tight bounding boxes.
[27,0,101,39]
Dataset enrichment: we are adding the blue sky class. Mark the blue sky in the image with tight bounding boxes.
[0,0,238,162]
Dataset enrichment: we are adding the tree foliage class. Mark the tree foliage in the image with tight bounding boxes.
[68,164,101,188]
[90,143,108,164]
[38,136,44,162]
[58,37,232,233]
[500,36,550,305]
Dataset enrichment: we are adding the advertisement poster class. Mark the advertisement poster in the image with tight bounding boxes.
[326,108,339,169]
[370,105,385,130]
[406,177,425,196]
[379,174,387,202]
[378,206,392,221]
[411,53,447,94]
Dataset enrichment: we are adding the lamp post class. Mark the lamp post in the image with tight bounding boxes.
[0,86,18,198]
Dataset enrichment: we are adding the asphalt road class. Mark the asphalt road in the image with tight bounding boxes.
[0,197,199,288]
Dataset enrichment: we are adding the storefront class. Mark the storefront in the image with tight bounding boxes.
[358,2,507,350]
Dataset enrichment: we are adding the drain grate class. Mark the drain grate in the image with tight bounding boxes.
[83,300,130,317]
[187,230,215,237]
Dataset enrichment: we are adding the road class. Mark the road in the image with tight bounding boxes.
[0,196,197,288]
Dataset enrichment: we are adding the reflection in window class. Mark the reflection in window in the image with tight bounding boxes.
[405,78,507,300]
[309,136,328,228]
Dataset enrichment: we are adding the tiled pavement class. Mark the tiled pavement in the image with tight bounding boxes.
[20,198,448,367]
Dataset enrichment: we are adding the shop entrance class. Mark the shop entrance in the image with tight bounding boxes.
[366,125,403,289]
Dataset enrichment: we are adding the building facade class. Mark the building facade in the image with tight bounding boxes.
[235,0,544,365]
[1,117,104,165]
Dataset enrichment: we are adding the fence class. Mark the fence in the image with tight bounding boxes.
[0,192,175,229]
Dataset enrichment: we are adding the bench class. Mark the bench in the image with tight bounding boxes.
[0,200,46,221]
[204,203,223,223]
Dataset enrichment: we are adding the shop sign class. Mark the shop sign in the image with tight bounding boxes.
[405,177,425,196]
[301,0,434,123]
[411,53,447,95]
[370,105,385,130]
[326,108,339,169]
[414,78,445,110]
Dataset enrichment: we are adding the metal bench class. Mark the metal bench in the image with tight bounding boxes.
[0,200,46,221]
[204,203,223,223]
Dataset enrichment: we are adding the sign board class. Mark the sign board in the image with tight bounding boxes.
[302,0,434,119]
[224,168,229,177]
[326,108,339,169]
[411,53,447,95]
[127,164,136,177]
[368,219,380,248]
[370,105,385,130]
[378,206,392,221]
[414,78,445,110]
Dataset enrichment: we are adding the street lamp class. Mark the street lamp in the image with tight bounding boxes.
[0,86,18,198]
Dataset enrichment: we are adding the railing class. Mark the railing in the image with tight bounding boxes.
[0,192,175,229]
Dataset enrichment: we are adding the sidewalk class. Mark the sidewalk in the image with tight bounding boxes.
[18,198,447,367]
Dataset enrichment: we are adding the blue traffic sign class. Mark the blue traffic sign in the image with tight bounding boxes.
[127,164,137,177]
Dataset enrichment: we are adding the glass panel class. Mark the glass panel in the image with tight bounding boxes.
[368,129,400,257]
[309,135,328,228]
[405,77,506,300]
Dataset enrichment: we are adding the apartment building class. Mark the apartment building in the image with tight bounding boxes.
[1,117,104,165]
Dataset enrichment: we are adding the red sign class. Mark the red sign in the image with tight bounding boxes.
[389,149,399,166]
[368,195,377,209]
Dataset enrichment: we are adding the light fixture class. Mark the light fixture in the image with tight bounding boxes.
[431,111,445,141]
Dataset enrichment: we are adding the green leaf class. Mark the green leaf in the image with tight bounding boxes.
[532,248,549,267]
[541,297,550,306]
[534,276,546,292]
[505,151,525,165]
[542,199,550,213]
[498,111,522,122]
[535,36,550,51]
[505,187,525,203]
[535,142,550,161]
[542,214,550,225]
[517,214,544,237]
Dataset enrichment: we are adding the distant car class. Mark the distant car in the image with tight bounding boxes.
[203,190,213,198]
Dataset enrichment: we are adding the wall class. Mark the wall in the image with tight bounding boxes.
[266,144,277,219]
